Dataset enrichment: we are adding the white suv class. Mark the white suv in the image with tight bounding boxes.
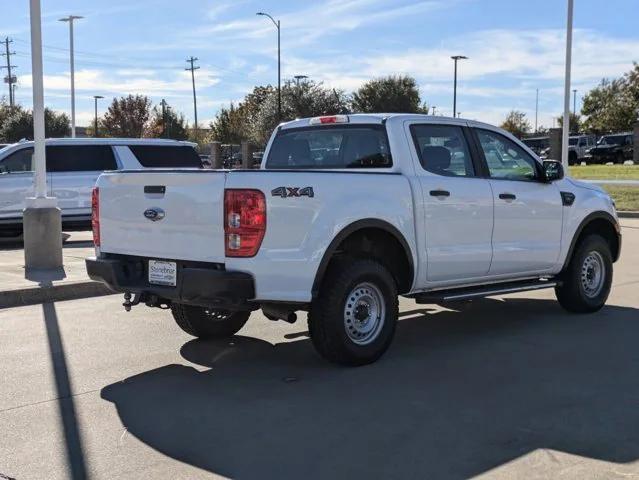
[0,138,200,236]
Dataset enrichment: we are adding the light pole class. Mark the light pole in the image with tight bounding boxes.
[93,95,103,137]
[561,0,574,169]
[572,89,577,116]
[535,88,539,133]
[59,15,83,138]
[257,12,281,121]
[24,0,63,270]
[451,55,467,119]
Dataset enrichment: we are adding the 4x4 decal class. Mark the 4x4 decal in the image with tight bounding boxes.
[271,186,314,198]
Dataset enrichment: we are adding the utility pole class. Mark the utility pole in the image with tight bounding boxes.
[185,57,199,139]
[431,106,437,116]
[1,37,17,107]
[535,88,539,133]
[59,15,83,138]
[294,75,308,87]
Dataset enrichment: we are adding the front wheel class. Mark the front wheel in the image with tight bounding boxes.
[171,304,250,339]
[555,234,613,313]
[308,257,398,366]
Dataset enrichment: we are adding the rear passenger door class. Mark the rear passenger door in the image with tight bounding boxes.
[49,145,118,217]
[408,122,494,283]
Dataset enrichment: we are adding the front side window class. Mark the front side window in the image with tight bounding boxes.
[266,125,392,169]
[410,124,474,177]
[0,148,34,173]
[476,129,539,182]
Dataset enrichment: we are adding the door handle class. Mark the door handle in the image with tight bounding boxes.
[499,193,516,201]
[429,189,450,198]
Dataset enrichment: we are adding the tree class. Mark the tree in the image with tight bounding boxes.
[580,64,639,134]
[101,95,151,137]
[351,75,427,113]
[251,80,348,145]
[500,110,531,138]
[556,112,582,134]
[209,85,276,145]
[145,103,189,140]
[0,107,70,142]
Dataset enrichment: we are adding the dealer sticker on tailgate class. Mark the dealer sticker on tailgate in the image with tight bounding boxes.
[148,260,177,286]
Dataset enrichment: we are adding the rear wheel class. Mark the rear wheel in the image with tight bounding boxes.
[568,151,578,166]
[616,152,625,164]
[308,257,398,366]
[171,304,250,339]
[555,234,613,313]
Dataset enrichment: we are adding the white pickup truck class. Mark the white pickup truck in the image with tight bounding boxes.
[86,114,621,365]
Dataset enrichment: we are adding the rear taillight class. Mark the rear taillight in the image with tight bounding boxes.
[91,187,100,246]
[224,189,266,257]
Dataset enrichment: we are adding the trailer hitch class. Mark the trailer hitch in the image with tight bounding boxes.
[122,292,141,312]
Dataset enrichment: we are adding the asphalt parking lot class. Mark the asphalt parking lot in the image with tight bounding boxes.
[1,220,638,480]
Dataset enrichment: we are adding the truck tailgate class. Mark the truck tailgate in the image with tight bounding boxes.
[98,171,226,263]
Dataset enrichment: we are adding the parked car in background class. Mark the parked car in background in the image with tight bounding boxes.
[0,138,200,236]
[586,133,634,164]
[87,114,620,366]
[522,136,549,157]
[568,135,597,165]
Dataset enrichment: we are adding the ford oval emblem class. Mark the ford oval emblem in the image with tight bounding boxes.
[144,207,165,222]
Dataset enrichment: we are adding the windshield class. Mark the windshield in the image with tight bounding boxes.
[599,135,625,146]
[265,125,392,169]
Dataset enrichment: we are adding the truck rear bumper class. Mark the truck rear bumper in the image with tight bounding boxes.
[86,255,256,310]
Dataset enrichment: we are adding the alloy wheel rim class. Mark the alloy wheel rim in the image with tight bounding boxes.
[343,282,385,345]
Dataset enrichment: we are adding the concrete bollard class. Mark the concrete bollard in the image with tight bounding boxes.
[548,128,562,162]
[23,207,63,270]
[210,141,222,169]
[241,141,254,169]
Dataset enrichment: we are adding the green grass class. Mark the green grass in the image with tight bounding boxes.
[601,186,639,212]
[569,164,639,180]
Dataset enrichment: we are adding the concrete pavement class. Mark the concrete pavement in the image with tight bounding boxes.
[0,231,111,308]
[0,220,638,479]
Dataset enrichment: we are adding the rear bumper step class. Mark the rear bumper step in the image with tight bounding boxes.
[86,255,255,310]
[413,279,559,303]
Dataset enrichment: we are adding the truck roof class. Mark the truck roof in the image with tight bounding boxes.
[9,138,197,148]
[279,113,499,132]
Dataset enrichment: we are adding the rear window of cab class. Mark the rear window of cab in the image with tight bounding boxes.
[265,125,392,169]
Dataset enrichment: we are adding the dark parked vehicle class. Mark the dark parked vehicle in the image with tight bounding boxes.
[586,133,634,164]
[522,136,549,157]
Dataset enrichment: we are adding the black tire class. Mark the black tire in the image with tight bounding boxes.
[568,151,578,166]
[170,304,250,339]
[555,234,613,313]
[616,152,625,165]
[308,257,398,366]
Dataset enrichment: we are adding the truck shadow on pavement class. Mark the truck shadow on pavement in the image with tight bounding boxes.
[101,298,639,479]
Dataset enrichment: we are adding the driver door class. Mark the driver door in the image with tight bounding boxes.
[473,128,562,275]
[0,147,37,219]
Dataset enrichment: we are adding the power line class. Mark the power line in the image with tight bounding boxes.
[1,37,17,107]
[185,56,200,137]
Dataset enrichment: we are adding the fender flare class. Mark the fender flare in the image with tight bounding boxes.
[311,218,415,297]
[562,211,621,270]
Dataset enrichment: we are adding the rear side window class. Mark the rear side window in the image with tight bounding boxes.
[129,145,202,168]
[410,124,475,177]
[46,146,117,172]
[266,125,392,169]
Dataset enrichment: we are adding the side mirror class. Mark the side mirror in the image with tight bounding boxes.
[542,160,564,182]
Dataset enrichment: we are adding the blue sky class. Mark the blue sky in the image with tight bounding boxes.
[1,0,637,130]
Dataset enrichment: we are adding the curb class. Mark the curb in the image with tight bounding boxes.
[618,211,639,219]
[0,281,114,309]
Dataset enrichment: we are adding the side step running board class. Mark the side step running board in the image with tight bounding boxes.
[413,279,559,304]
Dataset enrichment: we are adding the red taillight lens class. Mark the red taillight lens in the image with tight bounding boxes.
[91,187,100,246]
[224,189,266,257]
